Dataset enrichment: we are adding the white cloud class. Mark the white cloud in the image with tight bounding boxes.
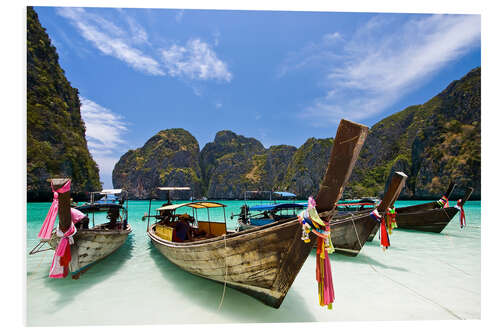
[125,15,149,45]
[281,14,480,125]
[160,39,233,82]
[57,7,164,76]
[80,97,128,182]
[56,7,233,88]
[175,10,184,23]
[215,102,222,109]
[322,32,342,43]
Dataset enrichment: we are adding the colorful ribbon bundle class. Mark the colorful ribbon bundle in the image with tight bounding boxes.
[298,197,335,309]
[455,199,466,228]
[437,195,449,208]
[38,180,72,240]
[386,207,397,235]
[370,209,390,250]
[39,179,79,278]
[49,223,77,278]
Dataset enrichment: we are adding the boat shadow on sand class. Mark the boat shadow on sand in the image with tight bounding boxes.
[42,234,135,309]
[148,242,317,323]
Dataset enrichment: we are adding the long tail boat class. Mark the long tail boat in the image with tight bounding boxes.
[367,184,473,239]
[323,171,407,256]
[30,179,131,279]
[145,119,368,308]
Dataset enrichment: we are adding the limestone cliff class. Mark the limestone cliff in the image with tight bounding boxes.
[346,67,481,199]
[112,129,202,199]
[27,7,101,201]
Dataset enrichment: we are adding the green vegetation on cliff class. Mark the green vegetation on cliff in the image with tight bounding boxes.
[200,130,266,198]
[112,128,202,199]
[27,7,101,201]
[280,138,333,198]
[346,67,481,199]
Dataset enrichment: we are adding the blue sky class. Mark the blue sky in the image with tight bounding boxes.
[34,7,481,188]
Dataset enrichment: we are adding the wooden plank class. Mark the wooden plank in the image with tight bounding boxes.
[462,187,474,204]
[52,178,71,233]
[378,171,407,211]
[315,119,369,212]
[444,182,457,198]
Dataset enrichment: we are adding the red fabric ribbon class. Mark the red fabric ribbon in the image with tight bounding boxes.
[371,209,390,250]
[456,199,466,228]
[49,223,77,278]
[380,217,390,250]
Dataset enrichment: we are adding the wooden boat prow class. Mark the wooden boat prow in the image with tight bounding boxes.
[48,224,131,277]
[395,186,473,233]
[32,179,132,278]
[322,171,407,256]
[367,183,473,237]
[147,119,369,308]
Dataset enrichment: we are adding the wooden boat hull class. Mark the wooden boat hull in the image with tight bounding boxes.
[393,206,459,233]
[328,211,377,256]
[148,219,314,308]
[367,206,459,240]
[48,225,131,274]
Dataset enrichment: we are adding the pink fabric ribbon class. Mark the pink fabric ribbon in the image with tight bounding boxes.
[322,247,335,306]
[49,223,77,278]
[38,180,71,239]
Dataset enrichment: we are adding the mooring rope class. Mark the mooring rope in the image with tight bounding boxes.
[442,206,451,221]
[351,210,463,319]
[217,234,228,311]
[28,248,49,282]
[350,214,364,250]
[367,263,463,319]
[346,209,464,319]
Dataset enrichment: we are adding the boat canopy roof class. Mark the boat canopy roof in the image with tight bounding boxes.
[157,201,226,211]
[157,187,191,191]
[249,203,306,211]
[100,189,122,194]
[273,191,296,197]
[337,198,377,205]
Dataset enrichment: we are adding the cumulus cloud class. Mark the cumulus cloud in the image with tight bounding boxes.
[80,97,127,179]
[281,14,480,125]
[160,39,233,82]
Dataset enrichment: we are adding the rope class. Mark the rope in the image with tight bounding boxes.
[366,263,463,320]
[217,234,228,311]
[27,248,49,282]
[442,206,451,221]
[354,210,462,320]
[341,209,464,319]
[350,214,364,250]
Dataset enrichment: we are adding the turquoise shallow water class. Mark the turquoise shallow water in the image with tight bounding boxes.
[26,200,481,325]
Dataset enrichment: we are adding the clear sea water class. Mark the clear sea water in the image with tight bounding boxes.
[26,200,481,325]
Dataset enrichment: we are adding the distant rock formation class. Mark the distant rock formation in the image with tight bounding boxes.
[280,138,333,198]
[27,7,101,201]
[112,129,202,199]
[112,67,481,200]
[200,131,297,198]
